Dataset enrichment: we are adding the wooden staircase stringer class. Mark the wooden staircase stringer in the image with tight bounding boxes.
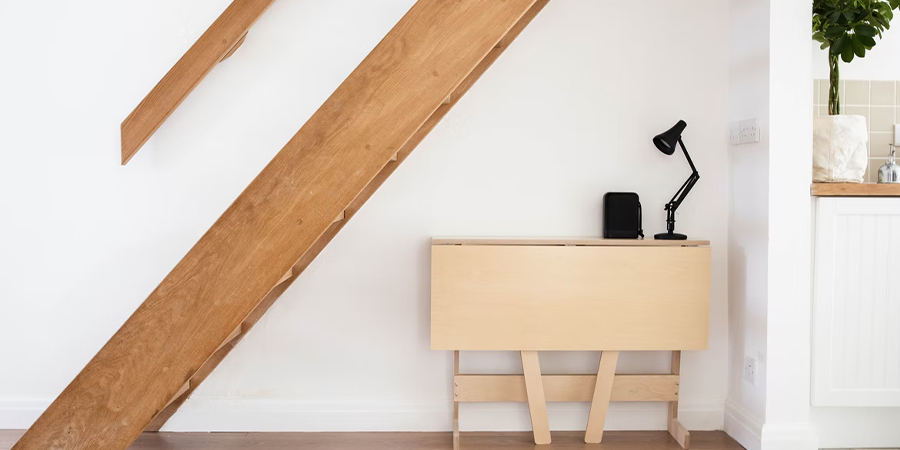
[143,0,551,431]
[17,1,546,449]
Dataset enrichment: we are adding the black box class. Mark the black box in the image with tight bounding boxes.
[603,192,643,239]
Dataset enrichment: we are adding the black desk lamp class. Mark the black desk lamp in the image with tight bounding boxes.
[652,120,699,240]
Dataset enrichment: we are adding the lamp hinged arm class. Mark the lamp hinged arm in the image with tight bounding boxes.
[665,138,700,213]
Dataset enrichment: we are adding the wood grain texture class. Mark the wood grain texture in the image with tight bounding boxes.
[120,0,275,165]
[453,351,460,450]
[219,32,248,62]
[810,182,900,196]
[15,2,541,449]
[585,351,620,444]
[431,245,712,351]
[668,419,691,449]
[0,430,745,450]
[521,351,551,445]
[668,352,681,424]
[667,351,690,449]
[453,374,679,403]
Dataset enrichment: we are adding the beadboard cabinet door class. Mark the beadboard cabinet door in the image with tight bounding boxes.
[813,197,900,406]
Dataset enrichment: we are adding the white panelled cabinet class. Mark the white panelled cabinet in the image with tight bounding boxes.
[812,197,900,406]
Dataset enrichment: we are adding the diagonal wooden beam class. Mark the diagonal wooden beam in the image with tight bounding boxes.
[14,1,548,448]
[585,351,619,443]
[143,0,552,432]
[120,0,275,165]
[521,351,551,445]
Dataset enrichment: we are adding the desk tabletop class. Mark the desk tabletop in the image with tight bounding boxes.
[432,237,710,247]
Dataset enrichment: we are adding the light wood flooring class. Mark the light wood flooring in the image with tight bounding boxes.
[1,430,744,449]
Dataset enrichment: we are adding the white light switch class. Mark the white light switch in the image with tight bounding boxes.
[894,124,900,146]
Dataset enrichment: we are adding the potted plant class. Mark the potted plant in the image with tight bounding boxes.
[812,0,900,182]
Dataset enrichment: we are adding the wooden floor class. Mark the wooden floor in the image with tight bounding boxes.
[0,430,743,449]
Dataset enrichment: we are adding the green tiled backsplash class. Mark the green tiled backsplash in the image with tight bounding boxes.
[814,79,900,182]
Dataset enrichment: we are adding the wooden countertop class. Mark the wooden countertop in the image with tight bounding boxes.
[811,183,900,197]
[432,237,710,247]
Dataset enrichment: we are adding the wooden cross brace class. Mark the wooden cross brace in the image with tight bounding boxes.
[451,350,690,449]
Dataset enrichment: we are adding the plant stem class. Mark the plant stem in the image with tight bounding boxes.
[829,48,840,115]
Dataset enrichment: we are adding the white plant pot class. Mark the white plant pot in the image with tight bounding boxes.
[813,115,868,183]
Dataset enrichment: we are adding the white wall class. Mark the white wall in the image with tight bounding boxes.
[728,1,819,449]
[764,0,816,448]
[725,0,770,448]
[0,0,730,432]
[809,8,900,448]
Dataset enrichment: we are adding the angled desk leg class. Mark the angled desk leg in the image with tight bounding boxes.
[453,351,460,450]
[521,351,551,445]
[585,350,619,443]
[668,351,691,449]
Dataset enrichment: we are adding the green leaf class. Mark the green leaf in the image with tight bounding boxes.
[870,14,890,30]
[875,2,896,20]
[832,35,850,55]
[858,33,877,47]
[824,25,847,37]
[856,23,879,36]
[851,34,867,57]
[821,41,830,49]
[842,40,856,62]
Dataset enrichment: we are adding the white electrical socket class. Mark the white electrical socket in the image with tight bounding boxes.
[730,118,761,145]
[739,118,760,144]
[743,356,757,385]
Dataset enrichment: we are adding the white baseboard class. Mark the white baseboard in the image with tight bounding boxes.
[0,397,725,433]
[760,423,818,450]
[723,400,819,450]
[0,400,44,430]
[164,398,450,432]
[678,398,727,431]
[724,399,763,450]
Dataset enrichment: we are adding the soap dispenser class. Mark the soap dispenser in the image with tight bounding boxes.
[878,144,900,183]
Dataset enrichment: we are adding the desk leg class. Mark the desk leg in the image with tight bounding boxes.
[453,351,460,450]
[585,350,619,443]
[521,351,551,445]
[668,351,691,449]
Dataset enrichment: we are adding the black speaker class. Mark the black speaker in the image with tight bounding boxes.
[603,192,643,239]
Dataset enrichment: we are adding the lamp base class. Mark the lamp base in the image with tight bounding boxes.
[654,232,687,240]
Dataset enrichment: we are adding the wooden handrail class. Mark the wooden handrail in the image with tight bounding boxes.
[120,0,275,165]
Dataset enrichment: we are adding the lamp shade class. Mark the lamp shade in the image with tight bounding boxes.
[653,120,687,155]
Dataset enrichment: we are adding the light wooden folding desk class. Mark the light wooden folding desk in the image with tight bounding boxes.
[430,238,711,449]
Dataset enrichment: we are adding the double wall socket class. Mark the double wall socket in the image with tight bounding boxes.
[730,118,761,145]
